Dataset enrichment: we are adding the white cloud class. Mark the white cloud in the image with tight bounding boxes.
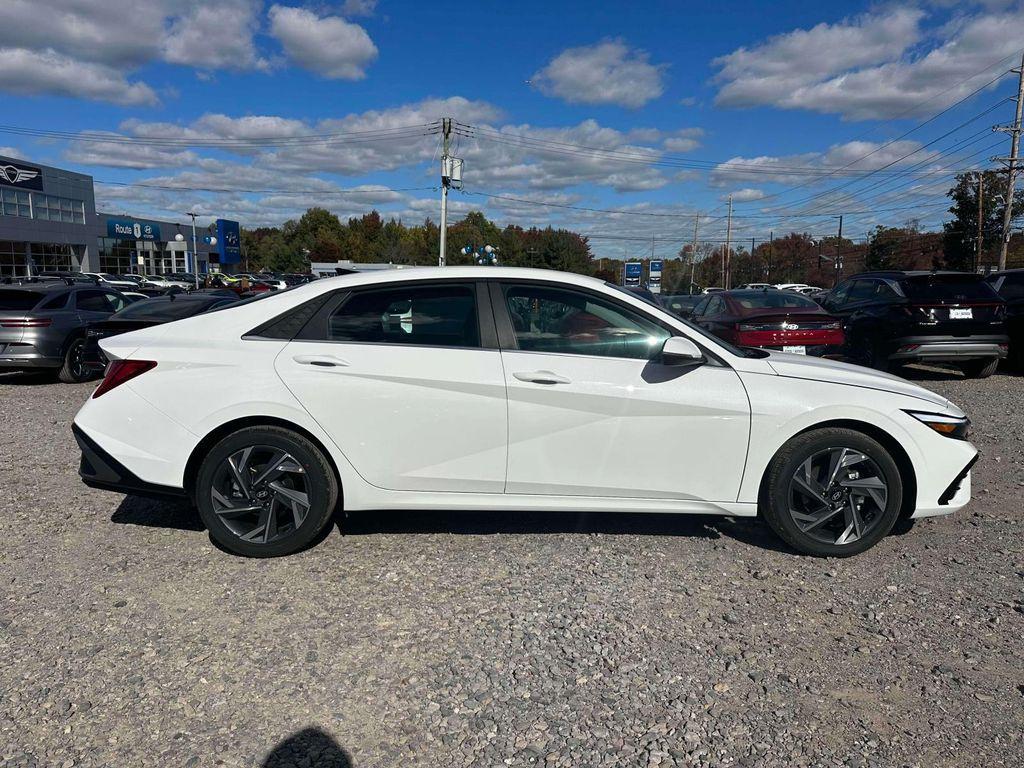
[64,133,200,169]
[0,48,158,106]
[710,140,930,186]
[163,0,269,72]
[532,40,667,108]
[269,5,378,80]
[342,0,377,15]
[713,6,1024,120]
[725,188,766,202]
[0,1,267,104]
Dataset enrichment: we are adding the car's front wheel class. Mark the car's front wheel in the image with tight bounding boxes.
[761,428,903,557]
[195,426,339,557]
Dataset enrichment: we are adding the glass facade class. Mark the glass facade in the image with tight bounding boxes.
[0,189,85,223]
[0,240,25,277]
[31,243,77,271]
[96,236,190,274]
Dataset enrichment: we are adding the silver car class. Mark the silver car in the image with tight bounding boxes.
[0,280,128,382]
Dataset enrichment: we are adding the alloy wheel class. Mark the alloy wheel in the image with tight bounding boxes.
[787,447,889,546]
[209,445,310,544]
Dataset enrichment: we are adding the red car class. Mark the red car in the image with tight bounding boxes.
[685,289,844,356]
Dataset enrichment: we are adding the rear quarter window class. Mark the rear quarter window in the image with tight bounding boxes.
[0,290,43,311]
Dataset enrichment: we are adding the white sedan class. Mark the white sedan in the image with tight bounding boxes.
[73,267,977,558]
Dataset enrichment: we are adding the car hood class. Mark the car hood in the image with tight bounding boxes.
[764,351,950,408]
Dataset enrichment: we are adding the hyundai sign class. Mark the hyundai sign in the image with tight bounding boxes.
[649,260,663,294]
[216,219,241,264]
[106,218,161,241]
[624,261,642,287]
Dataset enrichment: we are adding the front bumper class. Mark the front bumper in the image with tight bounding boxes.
[73,423,187,499]
[889,335,1008,362]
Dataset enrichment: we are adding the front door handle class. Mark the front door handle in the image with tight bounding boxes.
[292,354,349,368]
[513,370,571,385]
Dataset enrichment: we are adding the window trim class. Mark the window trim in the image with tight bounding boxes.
[489,278,723,364]
[292,278,497,350]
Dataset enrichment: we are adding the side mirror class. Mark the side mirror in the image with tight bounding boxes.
[661,336,705,367]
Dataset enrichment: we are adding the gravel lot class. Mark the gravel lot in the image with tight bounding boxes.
[1,365,1022,768]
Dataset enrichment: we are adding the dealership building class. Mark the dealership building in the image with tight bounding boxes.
[0,155,241,278]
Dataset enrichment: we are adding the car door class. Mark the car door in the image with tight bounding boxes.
[492,280,750,501]
[74,289,123,322]
[695,295,730,338]
[274,280,508,494]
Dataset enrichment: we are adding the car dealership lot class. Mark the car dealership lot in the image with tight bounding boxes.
[1,369,1022,767]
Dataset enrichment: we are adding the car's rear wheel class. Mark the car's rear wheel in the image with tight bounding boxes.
[57,337,91,383]
[195,426,339,557]
[761,428,903,557]
[958,357,999,379]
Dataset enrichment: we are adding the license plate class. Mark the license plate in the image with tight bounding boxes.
[782,345,806,355]
[949,308,973,319]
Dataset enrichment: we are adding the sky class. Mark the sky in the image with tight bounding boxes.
[1,0,1023,259]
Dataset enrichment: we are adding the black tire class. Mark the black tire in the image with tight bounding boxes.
[195,426,339,557]
[761,427,904,557]
[57,337,91,383]
[959,357,999,379]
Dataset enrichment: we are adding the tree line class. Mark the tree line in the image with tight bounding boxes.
[240,172,1022,293]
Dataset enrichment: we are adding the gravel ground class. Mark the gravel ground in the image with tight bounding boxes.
[1,365,1022,768]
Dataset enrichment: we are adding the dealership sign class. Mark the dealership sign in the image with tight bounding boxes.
[216,218,241,264]
[624,261,642,286]
[0,160,43,191]
[649,260,663,294]
[106,218,161,241]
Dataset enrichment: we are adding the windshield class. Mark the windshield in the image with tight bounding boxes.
[900,275,1000,303]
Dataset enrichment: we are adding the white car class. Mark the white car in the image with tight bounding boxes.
[775,283,811,291]
[73,267,977,558]
[83,272,139,290]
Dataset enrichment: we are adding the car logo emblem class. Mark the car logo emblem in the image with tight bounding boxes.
[782,322,800,330]
[1,164,38,185]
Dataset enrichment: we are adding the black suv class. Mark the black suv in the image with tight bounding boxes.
[820,271,1008,378]
[985,268,1024,369]
[0,280,129,382]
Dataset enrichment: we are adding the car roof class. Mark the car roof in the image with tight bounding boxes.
[0,280,73,293]
[850,270,977,279]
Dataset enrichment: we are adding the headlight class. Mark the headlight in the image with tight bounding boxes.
[904,410,970,440]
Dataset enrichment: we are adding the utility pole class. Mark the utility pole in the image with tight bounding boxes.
[690,216,699,290]
[438,117,452,267]
[995,52,1024,270]
[723,194,733,289]
[186,211,199,290]
[767,231,774,280]
[976,172,984,272]
[834,215,844,286]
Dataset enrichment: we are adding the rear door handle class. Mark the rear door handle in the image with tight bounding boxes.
[513,370,571,385]
[292,354,349,368]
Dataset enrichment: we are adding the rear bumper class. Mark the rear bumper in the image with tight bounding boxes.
[73,423,186,499]
[0,349,61,369]
[889,335,1008,362]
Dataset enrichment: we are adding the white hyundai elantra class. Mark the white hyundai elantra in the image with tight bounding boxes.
[73,267,977,558]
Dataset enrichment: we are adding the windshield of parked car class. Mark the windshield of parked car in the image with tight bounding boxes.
[731,291,820,310]
[113,297,217,321]
[0,289,45,311]
[899,275,1001,304]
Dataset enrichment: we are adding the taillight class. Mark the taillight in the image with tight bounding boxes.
[92,359,156,399]
[0,318,52,327]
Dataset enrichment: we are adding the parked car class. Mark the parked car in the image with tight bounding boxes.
[737,283,777,290]
[702,286,724,294]
[82,292,239,375]
[660,294,703,318]
[793,286,824,295]
[36,271,98,285]
[0,281,128,381]
[821,271,1008,378]
[775,283,811,291]
[984,268,1024,370]
[83,272,138,290]
[75,267,977,559]
[688,289,843,356]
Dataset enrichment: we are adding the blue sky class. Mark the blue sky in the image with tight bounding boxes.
[1,0,1023,258]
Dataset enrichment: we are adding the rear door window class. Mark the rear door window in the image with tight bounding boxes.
[989,273,1024,300]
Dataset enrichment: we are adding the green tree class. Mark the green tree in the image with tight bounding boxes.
[943,171,1004,271]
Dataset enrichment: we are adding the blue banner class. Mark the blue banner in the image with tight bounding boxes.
[106,218,160,241]
[216,219,241,264]
[649,260,663,285]
[624,261,642,286]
